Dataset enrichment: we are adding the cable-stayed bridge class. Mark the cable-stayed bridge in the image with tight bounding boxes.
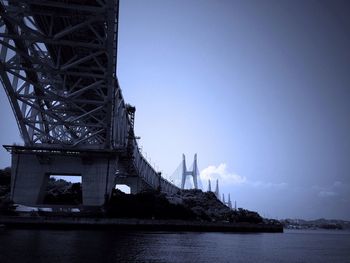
[0,0,179,206]
[169,154,203,190]
[169,155,234,210]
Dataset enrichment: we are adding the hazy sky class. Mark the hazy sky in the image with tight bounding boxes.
[1,0,350,220]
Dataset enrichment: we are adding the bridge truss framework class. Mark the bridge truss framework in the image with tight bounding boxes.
[0,0,179,206]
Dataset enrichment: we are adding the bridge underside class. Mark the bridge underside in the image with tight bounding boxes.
[1,0,180,206]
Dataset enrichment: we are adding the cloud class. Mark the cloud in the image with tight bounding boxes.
[200,163,287,189]
[312,181,350,199]
[200,163,246,185]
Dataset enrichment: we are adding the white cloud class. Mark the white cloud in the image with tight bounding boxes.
[200,163,246,185]
[200,163,287,190]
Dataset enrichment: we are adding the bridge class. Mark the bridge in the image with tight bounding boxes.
[0,0,180,207]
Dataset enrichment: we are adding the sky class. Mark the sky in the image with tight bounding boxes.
[1,0,350,220]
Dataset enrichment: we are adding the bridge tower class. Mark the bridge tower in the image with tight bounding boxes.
[181,154,199,189]
[214,179,220,199]
[222,193,233,209]
[227,193,233,209]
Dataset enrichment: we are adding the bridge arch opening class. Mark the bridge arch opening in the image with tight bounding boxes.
[43,174,82,205]
[115,184,131,194]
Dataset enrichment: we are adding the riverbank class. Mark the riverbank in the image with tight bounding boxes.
[0,215,283,233]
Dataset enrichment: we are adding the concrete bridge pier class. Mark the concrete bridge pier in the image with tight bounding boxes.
[9,147,118,207]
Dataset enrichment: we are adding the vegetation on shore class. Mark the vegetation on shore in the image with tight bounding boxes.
[43,177,82,205]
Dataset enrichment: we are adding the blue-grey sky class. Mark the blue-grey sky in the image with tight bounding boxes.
[1,0,350,220]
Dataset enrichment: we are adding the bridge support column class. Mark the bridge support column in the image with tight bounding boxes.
[9,147,117,207]
[11,153,48,206]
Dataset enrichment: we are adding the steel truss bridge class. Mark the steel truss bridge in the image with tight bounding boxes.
[0,0,179,206]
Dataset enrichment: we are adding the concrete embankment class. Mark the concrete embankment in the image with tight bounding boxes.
[0,216,283,233]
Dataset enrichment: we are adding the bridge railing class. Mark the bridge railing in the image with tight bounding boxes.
[131,139,180,194]
[111,80,180,194]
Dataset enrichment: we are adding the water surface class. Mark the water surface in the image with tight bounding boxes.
[0,229,349,262]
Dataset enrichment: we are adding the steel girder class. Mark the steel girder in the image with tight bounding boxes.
[0,0,122,149]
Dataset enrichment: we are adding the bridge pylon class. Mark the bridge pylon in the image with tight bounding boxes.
[214,179,220,199]
[181,154,199,189]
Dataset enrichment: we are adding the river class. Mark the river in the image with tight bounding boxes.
[0,228,349,262]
